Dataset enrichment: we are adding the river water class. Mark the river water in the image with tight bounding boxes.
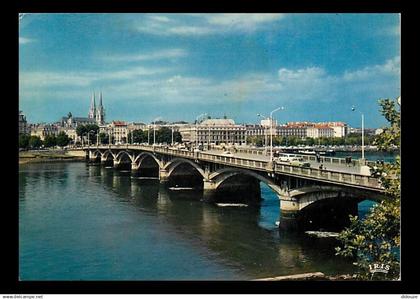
[19,157,393,281]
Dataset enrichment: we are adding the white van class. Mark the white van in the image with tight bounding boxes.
[277,153,298,162]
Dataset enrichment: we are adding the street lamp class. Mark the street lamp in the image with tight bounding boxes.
[270,107,285,163]
[351,106,365,161]
[152,117,161,146]
[195,113,207,149]
[257,113,268,153]
[352,106,371,175]
[87,130,95,148]
[153,122,156,145]
[108,128,112,146]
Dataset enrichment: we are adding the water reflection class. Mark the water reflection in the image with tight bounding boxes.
[85,164,354,278]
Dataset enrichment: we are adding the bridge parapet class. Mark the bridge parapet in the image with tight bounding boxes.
[83,145,384,192]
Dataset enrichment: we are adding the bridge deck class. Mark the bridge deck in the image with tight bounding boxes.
[82,145,384,192]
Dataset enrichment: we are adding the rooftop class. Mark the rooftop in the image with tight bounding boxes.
[200,119,235,126]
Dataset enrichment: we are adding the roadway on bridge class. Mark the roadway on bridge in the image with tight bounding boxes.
[204,149,365,175]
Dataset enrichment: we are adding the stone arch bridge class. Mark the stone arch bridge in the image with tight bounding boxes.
[82,145,389,231]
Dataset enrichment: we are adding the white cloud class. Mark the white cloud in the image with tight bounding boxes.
[103,48,188,62]
[274,57,400,102]
[342,56,400,81]
[20,56,400,111]
[20,65,172,88]
[148,15,171,23]
[134,13,285,36]
[19,37,35,44]
[206,14,285,30]
[278,67,326,81]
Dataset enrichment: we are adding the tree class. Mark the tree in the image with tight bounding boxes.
[76,124,99,144]
[56,132,70,147]
[335,97,400,280]
[43,134,57,148]
[19,134,30,149]
[246,136,264,147]
[155,127,173,144]
[127,129,147,144]
[173,131,182,143]
[98,132,109,144]
[29,136,43,149]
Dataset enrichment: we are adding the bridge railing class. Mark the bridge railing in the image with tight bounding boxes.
[86,145,383,190]
[195,151,381,190]
[229,147,387,167]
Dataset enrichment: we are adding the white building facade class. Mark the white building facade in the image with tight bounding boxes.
[179,119,246,146]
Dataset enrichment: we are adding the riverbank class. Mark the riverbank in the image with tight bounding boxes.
[19,150,85,164]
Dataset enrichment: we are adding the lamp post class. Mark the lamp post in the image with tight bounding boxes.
[208,125,210,151]
[195,113,207,149]
[153,122,156,145]
[131,129,134,145]
[171,127,174,146]
[352,106,371,175]
[87,130,95,149]
[108,127,112,146]
[269,107,285,163]
[257,113,268,153]
[152,117,160,146]
[352,106,365,161]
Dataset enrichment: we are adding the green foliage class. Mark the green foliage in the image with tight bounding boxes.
[56,132,70,147]
[127,129,148,144]
[98,132,109,144]
[154,127,182,144]
[76,124,99,144]
[247,134,374,147]
[246,136,264,146]
[29,135,43,149]
[373,99,400,151]
[43,134,57,148]
[335,97,400,280]
[19,134,30,149]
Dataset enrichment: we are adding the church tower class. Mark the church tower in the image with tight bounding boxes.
[96,91,105,125]
[88,92,96,119]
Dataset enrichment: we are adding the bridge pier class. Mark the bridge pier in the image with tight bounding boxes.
[113,160,121,168]
[159,169,169,184]
[278,195,300,231]
[131,162,139,173]
[202,179,217,202]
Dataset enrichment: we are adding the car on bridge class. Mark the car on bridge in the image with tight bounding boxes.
[223,151,234,156]
[289,157,311,168]
[277,153,299,162]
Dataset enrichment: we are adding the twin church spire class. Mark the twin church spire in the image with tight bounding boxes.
[88,91,105,125]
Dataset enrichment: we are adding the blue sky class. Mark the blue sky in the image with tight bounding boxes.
[19,13,400,128]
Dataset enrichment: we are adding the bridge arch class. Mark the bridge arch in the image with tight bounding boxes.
[208,167,286,197]
[163,158,205,179]
[133,152,163,169]
[88,150,102,161]
[115,151,134,163]
[101,150,115,161]
[287,185,384,211]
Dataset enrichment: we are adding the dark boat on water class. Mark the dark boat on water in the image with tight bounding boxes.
[316,149,336,156]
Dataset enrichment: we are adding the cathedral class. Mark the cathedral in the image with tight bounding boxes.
[60,92,106,128]
[88,92,106,125]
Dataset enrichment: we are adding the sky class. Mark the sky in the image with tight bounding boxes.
[19,13,400,128]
